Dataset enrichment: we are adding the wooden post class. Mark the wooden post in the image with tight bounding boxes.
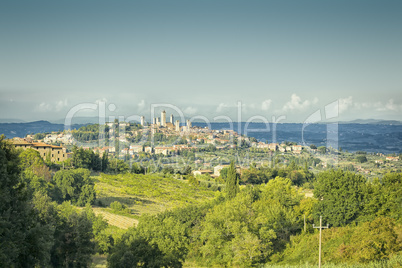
[313,216,329,268]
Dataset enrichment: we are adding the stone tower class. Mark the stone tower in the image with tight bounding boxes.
[161,110,166,127]
[186,119,192,131]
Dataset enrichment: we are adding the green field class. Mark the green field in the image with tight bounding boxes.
[93,173,216,228]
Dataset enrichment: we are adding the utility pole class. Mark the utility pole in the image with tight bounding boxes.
[313,216,329,268]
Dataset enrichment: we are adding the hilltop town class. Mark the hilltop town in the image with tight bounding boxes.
[9,110,401,179]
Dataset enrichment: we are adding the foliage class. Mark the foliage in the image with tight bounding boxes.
[271,217,402,265]
[225,160,239,199]
[71,124,108,142]
[240,164,314,186]
[34,132,46,140]
[188,178,303,267]
[108,236,165,268]
[131,162,145,174]
[317,146,327,154]
[110,201,131,215]
[72,145,103,170]
[108,158,129,173]
[53,168,96,206]
[108,203,214,267]
[50,202,95,267]
[313,170,366,227]
[18,148,53,195]
[362,173,402,222]
[356,155,368,163]
[0,136,54,267]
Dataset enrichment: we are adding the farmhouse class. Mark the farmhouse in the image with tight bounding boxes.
[11,138,68,162]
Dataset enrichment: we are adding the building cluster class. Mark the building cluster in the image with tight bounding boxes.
[9,110,310,163]
[11,138,68,162]
[145,110,192,133]
[254,143,303,153]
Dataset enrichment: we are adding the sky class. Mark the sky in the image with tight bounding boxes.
[1,0,402,123]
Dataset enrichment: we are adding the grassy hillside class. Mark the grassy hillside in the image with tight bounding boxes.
[93,173,217,228]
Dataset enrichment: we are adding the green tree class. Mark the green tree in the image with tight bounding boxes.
[196,189,281,267]
[101,151,109,172]
[53,168,96,206]
[108,236,165,268]
[317,146,326,154]
[310,144,317,149]
[363,173,402,222]
[225,161,239,199]
[109,158,129,173]
[356,155,368,163]
[0,136,53,267]
[341,217,401,263]
[313,169,366,227]
[50,202,95,267]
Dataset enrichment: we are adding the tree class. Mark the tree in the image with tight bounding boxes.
[50,202,95,267]
[313,169,366,227]
[53,168,96,206]
[131,162,145,174]
[225,161,239,199]
[109,159,129,173]
[342,217,401,263]
[362,173,402,222]
[310,144,317,149]
[0,136,53,267]
[356,155,368,163]
[317,146,326,154]
[18,148,52,194]
[194,186,297,267]
[101,151,109,172]
[108,236,165,268]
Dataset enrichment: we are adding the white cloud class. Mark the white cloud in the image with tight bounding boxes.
[384,99,399,111]
[184,106,197,115]
[261,99,272,111]
[351,99,402,113]
[338,96,353,113]
[36,102,52,112]
[55,99,68,111]
[216,103,229,112]
[283,94,313,111]
[376,99,401,112]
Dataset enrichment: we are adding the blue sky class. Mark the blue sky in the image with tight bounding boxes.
[1,0,401,122]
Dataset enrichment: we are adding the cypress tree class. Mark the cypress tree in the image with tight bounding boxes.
[225,161,239,199]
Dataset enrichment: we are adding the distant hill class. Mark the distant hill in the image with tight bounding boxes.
[339,119,402,125]
[0,120,86,138]
[51,117,108,124]
[0,118,26,123]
